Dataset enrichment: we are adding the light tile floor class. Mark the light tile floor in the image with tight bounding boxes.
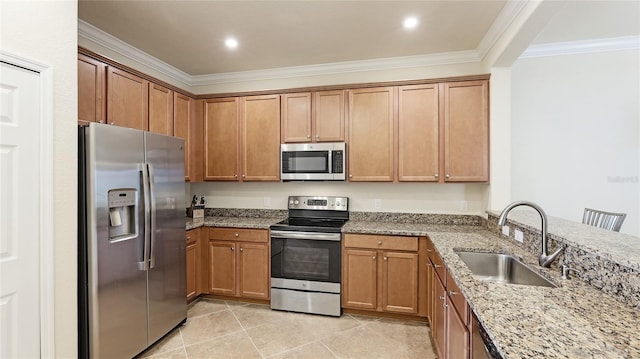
[137,298,437,359]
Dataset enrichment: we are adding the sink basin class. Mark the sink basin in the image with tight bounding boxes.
[454,250,556,288]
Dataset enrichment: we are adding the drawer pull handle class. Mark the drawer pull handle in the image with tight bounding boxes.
[434,264,442,268]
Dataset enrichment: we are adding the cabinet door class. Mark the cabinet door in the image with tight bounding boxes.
[107,67,149,130]
[238,243,270,299]
[342,248,377,310]
[433,270,447,359]
[314,90,345,142]
[208,241,236,296]
[242,95,281,181]
[348,87,395,181]
[281,92,312,143]
[442,80,489,182]
[398,84,439,181]
[381,251,418,314]
[447,298,470,359]
[204,98,240,180]
[186,239,197,301]
[78,54,105,124]
[148,83,173,135]
[174,93,192,181]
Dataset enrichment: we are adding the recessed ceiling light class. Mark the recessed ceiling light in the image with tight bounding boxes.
[403,16,419,30]
[225,37,238,49]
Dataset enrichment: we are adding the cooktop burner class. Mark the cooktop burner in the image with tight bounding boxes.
[270,196,349,234]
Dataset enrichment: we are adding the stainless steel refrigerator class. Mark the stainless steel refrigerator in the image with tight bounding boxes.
[78,123,187,358]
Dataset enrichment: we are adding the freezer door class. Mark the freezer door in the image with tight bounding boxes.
[84,123,149,358]
[144,132,187,344]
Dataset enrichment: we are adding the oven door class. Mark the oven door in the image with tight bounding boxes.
[270,230,341,283]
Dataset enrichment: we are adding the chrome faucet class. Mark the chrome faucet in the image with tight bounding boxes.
[497,201,564,267]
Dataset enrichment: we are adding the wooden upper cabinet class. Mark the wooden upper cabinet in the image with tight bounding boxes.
[242,95,281,181]
[314,90,346,142]
[348,87,395,181]
[107,67,149,130]
[281,90,345,143]
[174,93,192,181]
[204,98,240,181]
[398,84,439,182]
[78,54,106,124]
[442,80,489,182]
[148,83,173,136]
[281,92,312,142]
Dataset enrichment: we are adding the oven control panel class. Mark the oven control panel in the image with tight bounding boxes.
[287,196,348,211]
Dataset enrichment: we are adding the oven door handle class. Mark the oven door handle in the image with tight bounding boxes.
[270,230,341,241]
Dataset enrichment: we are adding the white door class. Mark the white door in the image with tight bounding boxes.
[0,61,41,358]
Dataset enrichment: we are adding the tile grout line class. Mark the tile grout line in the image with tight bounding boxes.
[225,300,266,358]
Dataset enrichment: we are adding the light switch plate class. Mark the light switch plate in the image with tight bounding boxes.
[501,225,509,236]
[515,229,524,243]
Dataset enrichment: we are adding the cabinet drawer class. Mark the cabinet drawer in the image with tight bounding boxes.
[432,250,446,287]
[209,227,268,243]
[344,234,418,251]
[186,228,200,245]
[446,270,469,326]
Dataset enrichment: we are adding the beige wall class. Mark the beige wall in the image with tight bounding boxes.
[1,1,78,357]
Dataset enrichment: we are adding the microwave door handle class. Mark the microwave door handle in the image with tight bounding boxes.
[139,163,151,271]
[147,163,157,269]
[328,150,333,174]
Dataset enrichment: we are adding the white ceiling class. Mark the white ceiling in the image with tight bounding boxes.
[78,1,640,77]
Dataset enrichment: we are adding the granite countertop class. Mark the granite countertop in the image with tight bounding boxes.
[344,221,639,358]
[186,216,284,230]
[486,209,640,271]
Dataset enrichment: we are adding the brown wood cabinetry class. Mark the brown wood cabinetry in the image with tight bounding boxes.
[204,96,280,181]
[347,87,395,181]
[281,90,345,143]
[78,54,106,124]
[207,227,270,300]
[173,93,192,181]
[107,67,149,130]
[186,228,206,302]
[398,84,440,181]
[148,83,173,136]
[442,80,489,182]
[342,234,423,315]
[428,237,472,359]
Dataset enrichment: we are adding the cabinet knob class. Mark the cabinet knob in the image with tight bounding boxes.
[240,247,243,252]
[378,240,382,245]
[445,174,450,179]
[307,134,311,139]
[235,233,239,237]
[109,122,115,125]
[435,173,439,178]
[434,264,442,268]
[99,120,105,124]
[448,290,457,296]
[372,256,376,260]
[383,257,387,261]
[349,174,353,178]
[426,249,433,252]
[242,174,245,178]
[439,295,445,301]
[186,236,191,240]
[315,135,319,139]
[443,303,448,308]
[234,174,238,178]
[230,247,234,251]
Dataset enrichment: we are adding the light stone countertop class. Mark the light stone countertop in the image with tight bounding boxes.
[186,216,284,230]
[344,221,640,358]
[486,209,640,271]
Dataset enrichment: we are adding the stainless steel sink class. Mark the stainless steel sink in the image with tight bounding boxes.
[454,250,556,288]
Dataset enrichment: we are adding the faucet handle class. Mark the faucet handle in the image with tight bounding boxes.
[539,246,564,267]
[561,265,581,280]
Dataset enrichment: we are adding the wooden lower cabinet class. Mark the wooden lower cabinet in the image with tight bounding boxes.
[208,227,270,300]
[186,228,205,302]
[342,234,424,315]
[428,237,472,359]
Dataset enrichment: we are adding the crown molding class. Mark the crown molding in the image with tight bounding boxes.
[78,19,193,86]
[191,51,481,86]
[520,35,640,59]
[476,0,529,60]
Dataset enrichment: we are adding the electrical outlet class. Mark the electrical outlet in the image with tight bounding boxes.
[374,199,382,209]
[459,200,468,211]
[515,229,524,243]
[501,225,509,236]
[263,197,271,207]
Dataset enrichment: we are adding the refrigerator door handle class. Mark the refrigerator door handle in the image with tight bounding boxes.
[148,163,157,269]
[139,163,151,271]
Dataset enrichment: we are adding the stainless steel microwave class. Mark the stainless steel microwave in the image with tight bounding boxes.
[281,143,346,181]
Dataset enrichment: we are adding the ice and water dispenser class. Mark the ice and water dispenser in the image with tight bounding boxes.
[108,189,138,242]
